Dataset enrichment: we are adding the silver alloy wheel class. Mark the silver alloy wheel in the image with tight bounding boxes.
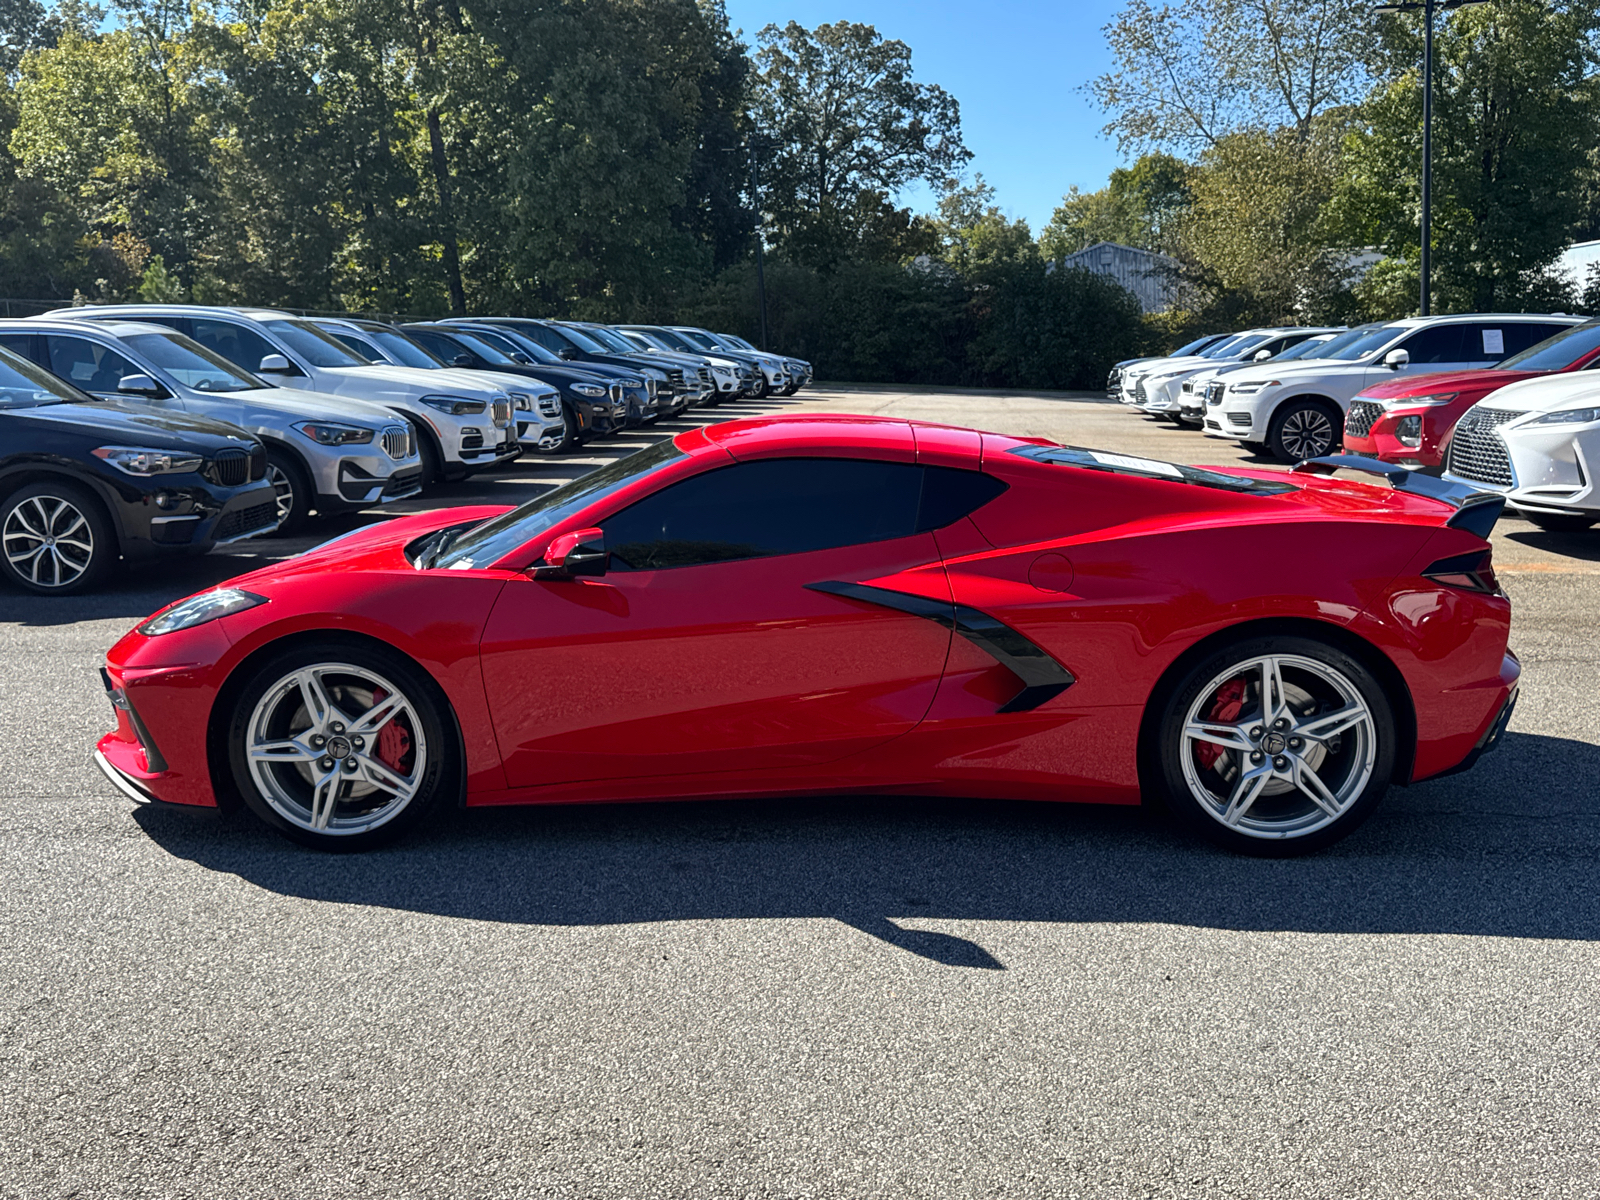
[244,662,428,836]
[1179,654,1377,840]
[265,463,295,527]
[1278,407,1335,459]
[2,494,95,588]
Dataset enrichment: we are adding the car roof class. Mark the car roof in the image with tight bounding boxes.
[11,317,184,338]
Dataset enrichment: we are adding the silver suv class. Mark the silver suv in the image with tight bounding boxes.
[46,306,519,484]
[6,319,422,534]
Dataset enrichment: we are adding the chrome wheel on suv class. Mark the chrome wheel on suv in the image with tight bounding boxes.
[0,482,113,594]
[1268,401,1339,462]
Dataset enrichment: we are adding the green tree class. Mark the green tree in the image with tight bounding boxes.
[1039,152,1190,258]
[750,19,969,267]
[935,175,1034,276]
[1332,0,1600,313]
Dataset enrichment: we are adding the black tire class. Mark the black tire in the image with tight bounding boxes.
[1524,512,1595,533]
[0,479,116,595]
[1267,400,1342,463]
[225,639,458,850]
[534,404,580,455]
[263,448,313,536]
[753,375,771,399]
[416,428,446,486]
[1152,633,1395,857]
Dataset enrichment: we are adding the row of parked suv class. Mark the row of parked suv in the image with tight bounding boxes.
[0,305,813,595]
[1110,312,1600,530]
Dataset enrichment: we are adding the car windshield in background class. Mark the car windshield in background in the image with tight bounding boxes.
[627,330,675,351]
[448,331,520,365]
[673,330,719,351]
[488,328,564,363]
[125,331,267,391]
[1172,335,1220,357]
[431,439,687,571]
[262,319,371,368]
[1321,324,1407,361]
[0,349,88,409]
[552,324,611,354]
[722,335,759,351]
[1012,444,1297,495]
[1199,335,1248,358]
[1268,335,1337,362]
[650,329,696,352]
[1496,320,1600,372]
[584,326,642,354]
[365,328,445,369]
[1221,334,1271,357]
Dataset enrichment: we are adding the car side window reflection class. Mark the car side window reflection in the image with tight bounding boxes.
[601,458,1005,570]
[189,320,282,374]
[44,336,140,394]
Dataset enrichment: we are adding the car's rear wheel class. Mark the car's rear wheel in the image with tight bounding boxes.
[264,449,312,536]
[1268,400,1341,462]
[1523,512,1595,533]
[1153,635,1395,856]
[227,642,456,850]
[0,481,115,595]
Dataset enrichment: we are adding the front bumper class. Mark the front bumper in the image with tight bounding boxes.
[124,476,279,557]
[459,435,521,469]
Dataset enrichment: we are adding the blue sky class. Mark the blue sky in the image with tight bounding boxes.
[724,0,1128,235]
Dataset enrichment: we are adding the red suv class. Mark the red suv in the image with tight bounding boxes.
[1344,319,1600,467]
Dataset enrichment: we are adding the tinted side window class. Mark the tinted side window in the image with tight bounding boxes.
[0,333,36,361]
[334,333,383,360]
[602,460,1005,570]
[1397,325,1466,363]
[189,319,283,374]
[1494,323,1567,360]
[408,330,471,362]
[44,336,140,393]
[513,324,564,352]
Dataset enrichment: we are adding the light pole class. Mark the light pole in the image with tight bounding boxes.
[1374,0,1489,316]
[750,150,769,351]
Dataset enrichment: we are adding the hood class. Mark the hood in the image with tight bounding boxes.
[9,400,258,450]
[231,385,410,427]
[1126,355,1209,376]
[445,369,558,397]
[1467,371,1600,414]
[1355,368,1534,402]
[330,363,506,400]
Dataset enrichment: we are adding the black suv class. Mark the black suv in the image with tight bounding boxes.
[0,346,276,594]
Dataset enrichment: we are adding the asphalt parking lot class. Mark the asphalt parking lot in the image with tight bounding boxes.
[3,386,1598,1198]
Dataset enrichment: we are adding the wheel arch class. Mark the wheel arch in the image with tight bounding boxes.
[205,628,468,815]
[0,465,127,544]
[1135,616,1419,801]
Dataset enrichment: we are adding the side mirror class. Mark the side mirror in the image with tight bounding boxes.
[116,373,164,397]
[258,353,294,374]
[1385,348,1410,369]
[557,347,579,361]
[534,527,608,578]
[1253,348,1273,361]
[451,354,475,368]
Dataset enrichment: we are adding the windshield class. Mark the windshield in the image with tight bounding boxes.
[624,329,673,351]
[124,331,267,391]
[546,324,606,354]
[445,331,518,366]
[649,328,695,352]
[1218,334,1271,358]
[722,334,758,351]
[1321,324,1408,362]
[583,326,642,354]
[1172,334,1221,357]
[0,347,90,409]
[1496,320,1600,371]
[1269,335,1337,362]
[364,328,445,369]
[261,319,370,368]
[1199,335,1249,358]
[485,327,563,364]
[672,329,719,351]
[432,439,687,570]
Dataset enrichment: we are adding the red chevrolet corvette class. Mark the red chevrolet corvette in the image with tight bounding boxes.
[95,415,1517,855]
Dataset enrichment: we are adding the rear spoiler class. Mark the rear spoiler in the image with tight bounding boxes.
[1292,455,1505,539]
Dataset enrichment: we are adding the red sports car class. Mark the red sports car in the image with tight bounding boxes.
[95,415,1518,856]
[1344,319,1600,466]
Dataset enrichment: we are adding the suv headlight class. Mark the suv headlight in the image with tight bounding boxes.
[420,395,487,415]
[1395,415,1423,447]
[92,446,204,475]
[1228,380,1279,395]
[571,383,607,397]
[293,422,375,445]
[1529,406,1600,426]
[1385,391,1457,408]
[139,588,267,636]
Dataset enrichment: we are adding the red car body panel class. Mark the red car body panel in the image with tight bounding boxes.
[1344,351,1600,465]
[96,416,1518,817]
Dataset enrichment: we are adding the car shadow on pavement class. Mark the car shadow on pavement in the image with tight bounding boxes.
[133,729,1600,969]
[1502,528,1600,562]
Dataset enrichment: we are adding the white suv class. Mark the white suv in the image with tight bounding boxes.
[1204,313,1583,462]
[1119,329,1282,407]
[1136,327,1343,420]
[47,306,520,483]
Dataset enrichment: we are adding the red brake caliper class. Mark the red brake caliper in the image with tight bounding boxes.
[1195,678,1247,771]
[369,688,412,771]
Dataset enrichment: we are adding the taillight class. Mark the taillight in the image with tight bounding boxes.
[1423,549,1499,594]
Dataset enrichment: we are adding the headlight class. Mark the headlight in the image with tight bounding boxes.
[510,392,533,411]
[1396,415,1423,447]
[620,378,643,389]
[571,383,607,397]
[294,421,374,445]
[1529,407,1600,426]
[1228,380,1280,395]
[138,588,267,636]
[92,446,203,476]
[1386,391,1457,408]
[420,395,487,415]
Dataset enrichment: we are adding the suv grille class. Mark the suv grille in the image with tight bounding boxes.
[537,390,560,417]
[1205,381,1226,406]
[697,367,712,384]
[250,444,267,480]
[1446,407,1520,486]
[207,448,250,487]
[216,501,277,542]
[490,398,512,428]
[1134,378,1149,405]
[1106,368,1121,399]
[381,427,410,459]
[666,368,685,390]
[1345,400,1383,439]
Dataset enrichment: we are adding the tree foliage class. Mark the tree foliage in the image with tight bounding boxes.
[1039,152,1190,258]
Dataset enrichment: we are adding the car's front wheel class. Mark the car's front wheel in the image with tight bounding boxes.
[1268,400,1341,462]
[1153,635,1395,856]
[226,642,456,850]
[264,449,312,536]
[0,480,115,595]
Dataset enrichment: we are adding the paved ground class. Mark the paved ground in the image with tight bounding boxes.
[2,387,1598,1198]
